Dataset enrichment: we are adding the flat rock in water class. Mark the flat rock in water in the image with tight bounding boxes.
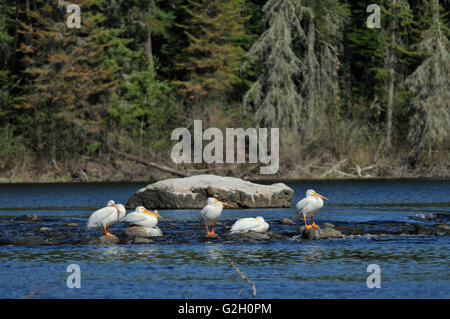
[126,174,293,209]
[323,223,335,228]
[279,218,296,225]
[132,237,154,244]
[87,235,119,245]
[335,225,363,235]
[15,214,39,222]
[124,226,163,237]
[63,223,78,227]
[299,227,345,240]
[230,230,270,240]
[13,236,45,246]
[203,233,220,240]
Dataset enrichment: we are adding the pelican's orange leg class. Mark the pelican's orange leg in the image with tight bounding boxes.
[304,217,312,230]
[311,216,319,228]
[211,224,216,235]
[103,226,115,237]
[205,224,211,235]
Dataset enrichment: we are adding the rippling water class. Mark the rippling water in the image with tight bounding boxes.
[0,179,449,298]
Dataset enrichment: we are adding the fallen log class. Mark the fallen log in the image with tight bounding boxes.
[113,150,189,177]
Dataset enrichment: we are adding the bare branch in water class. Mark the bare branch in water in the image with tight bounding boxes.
[228,260,256,298]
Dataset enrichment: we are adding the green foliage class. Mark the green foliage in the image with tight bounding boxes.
[174,0,249,102]
[0,0,448,174]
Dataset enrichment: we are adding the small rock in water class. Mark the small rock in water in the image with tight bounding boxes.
[37,227,52,232]
[203,233,220,240]
[47,233,73,239]
[63,223,78,227]
[299,227,344,240]
[132,237,153,244]
[230,230,270,240]
[15,214,39,222]
[323,223,335,228]
[124,226,163,238]
[279,218,296,225]
[87,235,119,245]
[267,232,285,240]
[435,224,450,234]
[14,236,45,246]
[335,225,363,235]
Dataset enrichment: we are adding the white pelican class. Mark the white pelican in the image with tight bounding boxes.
[230,217,269,234]
[199,197,232,235]
[121,206,163,227]
[293,189,329,229]
[86,200,126,237]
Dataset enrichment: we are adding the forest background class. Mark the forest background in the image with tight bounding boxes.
[0,0,448,182]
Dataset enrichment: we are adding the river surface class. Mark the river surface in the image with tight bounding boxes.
[0,180,449,298]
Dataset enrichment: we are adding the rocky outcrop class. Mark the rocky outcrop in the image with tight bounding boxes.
[126,174,293,209]
[299,227,345,240]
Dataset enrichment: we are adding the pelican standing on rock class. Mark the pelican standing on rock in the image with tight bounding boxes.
[86,200,126,237]
[293,189,329,229]
[230,217,269,234]
[199,197,232,235]
[122,206,163,227]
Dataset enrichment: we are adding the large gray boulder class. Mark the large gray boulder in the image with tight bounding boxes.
[126,174,293,209]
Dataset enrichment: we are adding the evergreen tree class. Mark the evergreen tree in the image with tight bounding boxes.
[15,0,118,159]
[175,0,248,103]
[405,0,450,163]
[243,0,346,145]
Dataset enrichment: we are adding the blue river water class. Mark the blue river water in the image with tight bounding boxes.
[0,179,449,298]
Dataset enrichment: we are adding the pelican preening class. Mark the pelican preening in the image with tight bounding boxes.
[199,197,232,235]
[122,206,163,228]
[86,200,126,237]
[293,189,329,229]
[230,216,269,234]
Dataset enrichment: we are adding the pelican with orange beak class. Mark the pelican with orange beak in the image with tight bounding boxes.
[121,206,163,228]
[199,197,232,235]
[86,200,126,237]
[293,189,329,229]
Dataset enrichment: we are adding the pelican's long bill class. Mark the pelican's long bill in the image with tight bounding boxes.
[313,192,329,201]
[144,209,163,219]
[217,200,232,207]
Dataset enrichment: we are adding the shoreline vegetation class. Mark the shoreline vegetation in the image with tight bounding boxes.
[0,151,448,183]
[0,1,449,183]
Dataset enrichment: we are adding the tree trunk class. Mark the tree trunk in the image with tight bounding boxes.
[386,0,397,149]
[145,30,154,72]
[386,62,394,148]
[12,0,19,74]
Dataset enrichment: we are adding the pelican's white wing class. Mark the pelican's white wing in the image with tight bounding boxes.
[86,206,117,229]
[293,198,312,219]
[230,218,267,234]
[122,212,148,225]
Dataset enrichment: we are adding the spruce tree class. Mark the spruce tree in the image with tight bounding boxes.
[175,0,248,103]
[405,0,450,163]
